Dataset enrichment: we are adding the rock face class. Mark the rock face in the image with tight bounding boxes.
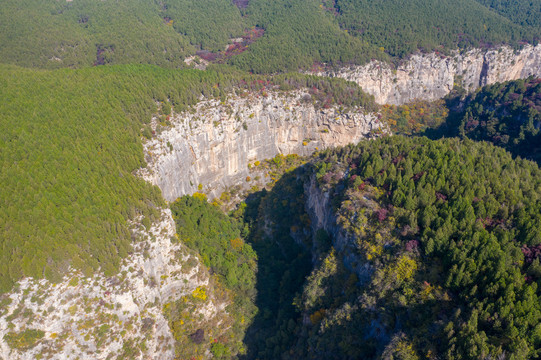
[315,44,541,105]
[304,175,372,283]
[140,90,383,201]
[0,209,226,360]
[0,89,383,360]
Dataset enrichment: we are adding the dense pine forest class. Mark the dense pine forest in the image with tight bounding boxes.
[297,137,541,359]
[1,0,539,72]
[335,0,536,57]
[162,136,541,359]
[1,0,541,359]
[427,77,541,163]
[0,62,376,292]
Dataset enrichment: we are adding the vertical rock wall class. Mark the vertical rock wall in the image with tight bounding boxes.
[316,44,541,105]
[139,91,383,201]
[304,175,373,283]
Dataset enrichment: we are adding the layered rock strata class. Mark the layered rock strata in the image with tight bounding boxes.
[315,44,541,105]
[140,90,383,201]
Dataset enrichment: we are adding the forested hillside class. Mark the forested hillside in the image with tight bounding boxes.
[278,137,541,359]
[167,195,257,358]
[227,0,383,72]
[175,135,541,359]
[0,63,376,293]
[424,77,541,163]
[335,0,537,57]
[1,0,541,358]
[474,0,541,29]
[0,64,231,292]
[456,78,541,162]
[0,0,539,72]
[163,0,244,53]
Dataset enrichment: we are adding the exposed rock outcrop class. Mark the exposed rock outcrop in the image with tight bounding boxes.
[140,90,383,201]
[315,44,541,105]
[304,175,373,284]
[0,209,226,360]
[0,89,383,360]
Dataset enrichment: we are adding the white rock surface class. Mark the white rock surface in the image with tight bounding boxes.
[139,90,383,201]
[0,209,222,360]
[314,44,541,105]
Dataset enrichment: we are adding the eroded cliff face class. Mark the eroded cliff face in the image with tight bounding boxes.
[0,209,227,360]
[315,44,541,105]
[140,90,383,201]
[304,175,373,284]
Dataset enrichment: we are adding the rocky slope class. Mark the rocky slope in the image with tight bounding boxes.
[0,88,383,360]
[139,90,383,201]
[0,209,228,360]
[315,44,541,105]
[304,175,373,283]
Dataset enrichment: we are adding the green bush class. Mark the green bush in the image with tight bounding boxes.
[4,329,44,350]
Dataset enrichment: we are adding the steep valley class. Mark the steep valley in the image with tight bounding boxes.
[1,0,541,357]
[0,86,383,359]
[1,56,541,359]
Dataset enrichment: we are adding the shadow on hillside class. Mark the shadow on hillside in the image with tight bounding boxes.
[236,170,442,358]
[238,169,313,359]
[420,97,541,165]
[417,95,465,141]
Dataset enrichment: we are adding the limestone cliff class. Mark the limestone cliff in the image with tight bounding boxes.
[315,44,541,105]
[139,90,383,201]
[304,175,373,283]
[0,210,227,360]
[0,89,383,360]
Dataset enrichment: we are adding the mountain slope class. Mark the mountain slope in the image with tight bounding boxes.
[474,0,541,29]
[0,64,247,291]
[0,0,539,72]
[0,62,378,292]
[423,77,541,163]
[287,136,541,359]
[335,0,538,57]
[0,0,198,68]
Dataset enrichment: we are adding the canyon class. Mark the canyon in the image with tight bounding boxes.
[142,45,541,206]
[2,45,540,359]
[0,88,383,360]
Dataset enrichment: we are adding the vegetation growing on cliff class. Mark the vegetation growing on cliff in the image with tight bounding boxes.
[291,136,541,359]
[166,162,316,359]
[380,99,449,134]
[0,63,374,293]
[0,64,259,292]
[1,0,540,356]
[231,168,313,359]
[179,132,541,359]
[171,195,256,295]
[379,77,541,166]
[167,195,257,358]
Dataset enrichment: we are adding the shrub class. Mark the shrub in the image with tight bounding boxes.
[4,329,44,350]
